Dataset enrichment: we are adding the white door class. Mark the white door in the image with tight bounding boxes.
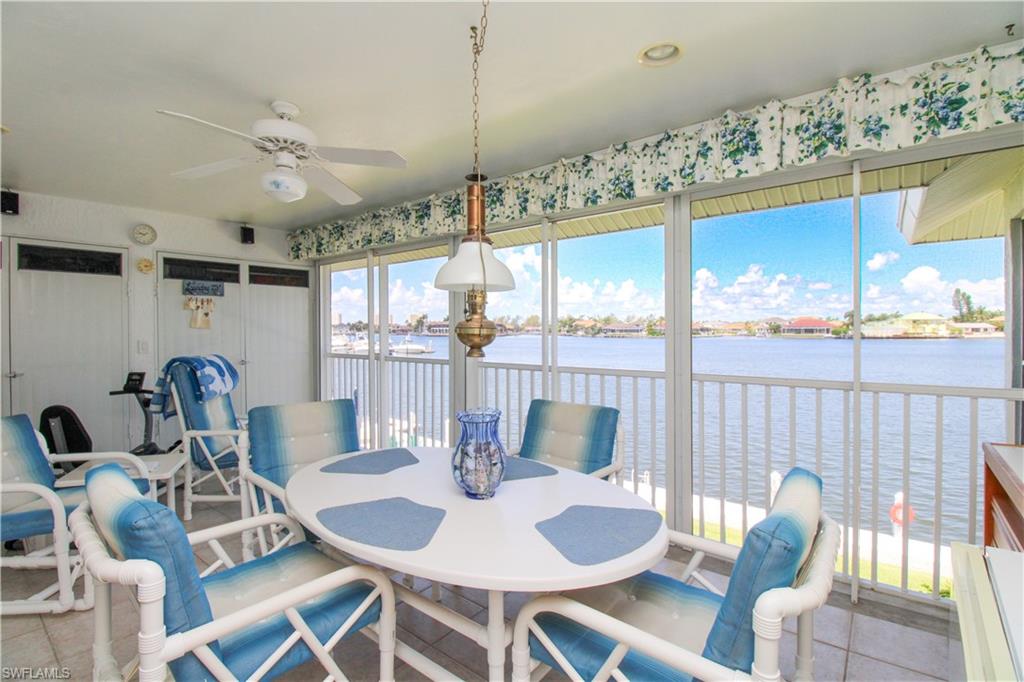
[8,239,128,450]
[157,254,247,446]
[2,236,11,416]
[245,265,313,409]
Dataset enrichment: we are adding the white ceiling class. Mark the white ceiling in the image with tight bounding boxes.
[2,2,1021,231]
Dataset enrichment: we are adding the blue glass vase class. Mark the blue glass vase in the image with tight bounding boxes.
[452,408,507,499]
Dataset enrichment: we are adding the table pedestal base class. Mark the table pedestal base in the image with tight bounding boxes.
[487,590,505,682]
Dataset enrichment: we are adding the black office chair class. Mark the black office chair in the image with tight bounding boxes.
[38,405,93,474]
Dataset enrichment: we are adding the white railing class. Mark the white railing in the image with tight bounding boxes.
[324,354,450,450]
[481,362,666,509]
[693,374,1019,602]
[386,355,450,448]
[327,354,1023,603]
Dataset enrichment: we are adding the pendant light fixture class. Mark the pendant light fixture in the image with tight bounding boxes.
[433,0,515,358]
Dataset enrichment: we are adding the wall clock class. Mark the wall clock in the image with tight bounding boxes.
[131,223,158,245]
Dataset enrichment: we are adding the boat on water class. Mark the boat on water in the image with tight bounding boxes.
[392,335,434,354]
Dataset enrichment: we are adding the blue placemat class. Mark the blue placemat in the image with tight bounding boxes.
[320,448,419,475]
[536,505,662,566]
[316,497,446,551]
[503,457,558,481]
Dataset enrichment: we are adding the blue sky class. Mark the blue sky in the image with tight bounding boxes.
[332,190,1005,324]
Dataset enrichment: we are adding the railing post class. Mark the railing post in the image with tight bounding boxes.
[851,159,862,604]
[1007,217,1023,442]
[665,194,692,533]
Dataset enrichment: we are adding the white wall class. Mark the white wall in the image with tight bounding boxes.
[1,190,307,447]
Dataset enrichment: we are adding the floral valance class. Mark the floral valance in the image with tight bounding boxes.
[289,42,1024,261]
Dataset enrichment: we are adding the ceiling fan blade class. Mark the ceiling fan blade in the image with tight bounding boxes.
[171,155,264,179]
[304,165,363,205]
[157,110,266,147]
[314,146,407,168]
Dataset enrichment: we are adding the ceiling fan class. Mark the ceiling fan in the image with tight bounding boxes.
[158,100,406,206]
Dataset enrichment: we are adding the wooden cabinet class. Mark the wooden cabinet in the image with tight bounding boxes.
[983,442,1024,550]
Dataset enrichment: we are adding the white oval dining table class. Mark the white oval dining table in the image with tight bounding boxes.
[286,446,668,681]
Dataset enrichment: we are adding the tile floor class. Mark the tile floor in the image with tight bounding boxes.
[1,497,965,681]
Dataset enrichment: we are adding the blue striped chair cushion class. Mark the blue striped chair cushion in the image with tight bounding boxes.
[203,542,380,680]
[518,400,619,475]
[85,464,218,680]
[702,467,822,672]
[1,415,57,512]
[170,364,240,471]
[530,571,721,681]
[248,400,359,494]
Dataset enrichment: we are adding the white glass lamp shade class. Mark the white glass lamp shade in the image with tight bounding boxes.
[261,168,308,203]
[434,239,515,292]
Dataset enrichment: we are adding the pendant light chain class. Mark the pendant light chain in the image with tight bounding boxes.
[470,0,489,178]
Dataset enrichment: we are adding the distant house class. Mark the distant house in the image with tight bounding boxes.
[601,322,645,336]
[897,312,949,337]
[782,317,837,335]
[573,319,599,332]
[949,321,998,336]
[862,321,903,338]
[721,322,751,336]
[754,317,788,335]
[426,321,449,335]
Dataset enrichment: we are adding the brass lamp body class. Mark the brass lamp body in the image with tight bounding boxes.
[456,289,497,357]
[456,175,498,358]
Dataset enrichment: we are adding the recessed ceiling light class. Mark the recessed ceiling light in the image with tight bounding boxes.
[638,43,682,67]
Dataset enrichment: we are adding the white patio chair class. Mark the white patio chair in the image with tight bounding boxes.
[511,467,842,682]
[0,414,152,615]
[70,462,397,682]
[237,399,360,555]
[516,399,622,480]
[163,361,247,521]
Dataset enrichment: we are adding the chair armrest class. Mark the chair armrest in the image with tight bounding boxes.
[68,503,165,589]
[49,451,150,481]
[588,461,623,480]
[513,595,740,682]
[753,514,841,622]
[0,482,69,528]
[183,429,243,439]
[186,513,303,547]
[666,529,742,563]
[242,471,287,502]
[162,563,393,663]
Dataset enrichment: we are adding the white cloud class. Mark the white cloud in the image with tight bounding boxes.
[900,265,946,299]
[895,265,1005,315]
[692,263,848,321]
[865,284,882,299]
[387,278,448,323]
[867,251,900,271]
[951,276,1005,310]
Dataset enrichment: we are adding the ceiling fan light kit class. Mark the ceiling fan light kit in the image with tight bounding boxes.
[261,166,307,203]
[159,100,406,207]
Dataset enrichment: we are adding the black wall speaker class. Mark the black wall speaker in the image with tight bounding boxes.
[1,190,18,215]
[240,225,255,244]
